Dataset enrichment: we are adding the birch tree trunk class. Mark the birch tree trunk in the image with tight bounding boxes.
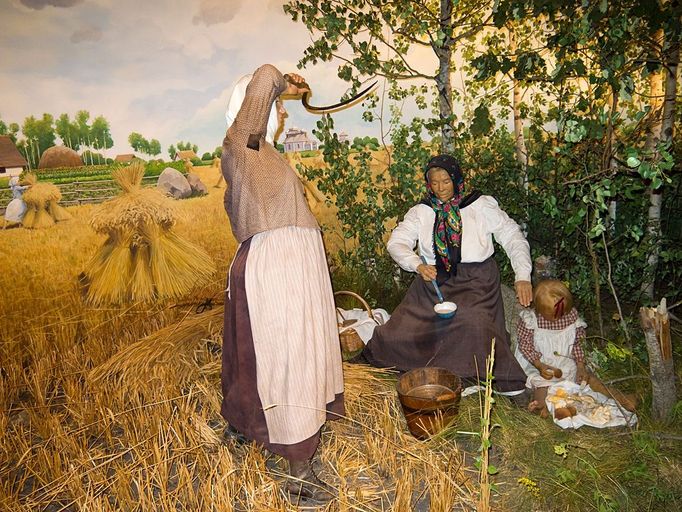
[641,33,679,300]
[509,27,530,189]
[639,299,676,421]
[606,90,618,234]
[435,0,455,154]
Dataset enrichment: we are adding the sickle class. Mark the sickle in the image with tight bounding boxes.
[284,74,378,114]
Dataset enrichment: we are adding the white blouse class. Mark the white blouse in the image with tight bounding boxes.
[386,195,532,282]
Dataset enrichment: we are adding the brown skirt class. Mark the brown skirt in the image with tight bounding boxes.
[363,258,526,392]
[220,237,344,461]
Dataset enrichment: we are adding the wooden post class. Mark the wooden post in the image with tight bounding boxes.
[639,299,676,421]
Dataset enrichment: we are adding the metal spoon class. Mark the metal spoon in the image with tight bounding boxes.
[420,256,444,303]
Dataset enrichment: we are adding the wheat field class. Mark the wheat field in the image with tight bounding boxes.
[0,163,478,511]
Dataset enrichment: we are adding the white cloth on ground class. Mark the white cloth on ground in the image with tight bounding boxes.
[387,196,532,282]
[545,381,638,429]
[244,225,344,445]
[513,309,587,389]
[336,307,390,343]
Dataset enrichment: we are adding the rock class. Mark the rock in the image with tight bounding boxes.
[501,283,524,351]
[533,255,557,282]
[157,168,192,199]
[186,173,208,196]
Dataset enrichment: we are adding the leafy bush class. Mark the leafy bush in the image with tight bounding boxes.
[299,114,430,303]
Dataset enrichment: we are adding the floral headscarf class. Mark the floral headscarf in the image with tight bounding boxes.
[425,155,465,274]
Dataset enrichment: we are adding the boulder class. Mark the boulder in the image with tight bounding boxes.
[186,173,208,196]
[501,283,523,351]
[38,146,83,169]
[157,168,192,199]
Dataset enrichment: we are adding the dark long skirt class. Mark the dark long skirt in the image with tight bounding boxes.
[220,237,344,461]
[363,258,526,392]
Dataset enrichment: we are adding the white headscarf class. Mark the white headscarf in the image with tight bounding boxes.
[225,74,280,144]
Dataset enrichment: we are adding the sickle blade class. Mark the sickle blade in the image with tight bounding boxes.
[302,81,378,114]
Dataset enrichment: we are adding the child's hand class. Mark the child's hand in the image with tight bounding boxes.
[575,363,589,384]
[540,366,555,380]
[535,362,558,380]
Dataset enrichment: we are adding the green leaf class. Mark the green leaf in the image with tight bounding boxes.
[470,104,493,136]
[626,156,640,168]
[487,464,499,475]
[554,443,569,458]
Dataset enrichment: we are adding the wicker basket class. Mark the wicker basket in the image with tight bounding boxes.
[334,290,374,361]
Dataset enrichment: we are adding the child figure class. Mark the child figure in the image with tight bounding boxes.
[515,280,636,417]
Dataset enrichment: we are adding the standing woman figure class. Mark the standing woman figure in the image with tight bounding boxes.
[220,64,344,503]
[4,176,29,228]
[363,154,532,396]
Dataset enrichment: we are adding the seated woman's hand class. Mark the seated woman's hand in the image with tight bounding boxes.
[416,263,437,282]
[515,280,533,307]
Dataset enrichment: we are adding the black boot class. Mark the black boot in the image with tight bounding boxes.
[285,459,335,503]
[222,424,249,446]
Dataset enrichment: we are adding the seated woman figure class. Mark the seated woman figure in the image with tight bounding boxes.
[362,154,532,395]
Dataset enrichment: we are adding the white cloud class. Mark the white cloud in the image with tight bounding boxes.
[192,0,243,26]
[1,0,409,156]
[70,25,102,43]
[19,0,83,9]
[181,33,215,60]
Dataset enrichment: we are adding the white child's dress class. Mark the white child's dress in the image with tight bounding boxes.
[514,309,587,389]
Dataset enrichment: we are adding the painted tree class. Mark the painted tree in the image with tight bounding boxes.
[128,132,148,154]
[175,141,198,154]
[147,138,161,157]
[90,116,114,151]
[0,118,20,143]
[128,132,161,157]
[55,114,81,150]
[21,114,56,165]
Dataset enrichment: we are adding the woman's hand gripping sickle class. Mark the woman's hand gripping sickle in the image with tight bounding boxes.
[283,73,310,97]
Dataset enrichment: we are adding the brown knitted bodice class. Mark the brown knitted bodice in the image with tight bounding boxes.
[220,64,318,243]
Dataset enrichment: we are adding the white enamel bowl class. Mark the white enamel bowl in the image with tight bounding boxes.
[434,301,457,319]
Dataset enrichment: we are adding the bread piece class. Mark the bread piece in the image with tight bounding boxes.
[554,406,577,420]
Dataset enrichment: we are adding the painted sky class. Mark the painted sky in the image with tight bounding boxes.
[0,0,428,158]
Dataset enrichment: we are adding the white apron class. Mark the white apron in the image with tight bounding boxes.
[244,225,344,445]
[514,310,587,389]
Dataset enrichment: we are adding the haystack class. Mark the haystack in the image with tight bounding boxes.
[21,173,72,229]
[38,145,83,169]
[84,162,216,305]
